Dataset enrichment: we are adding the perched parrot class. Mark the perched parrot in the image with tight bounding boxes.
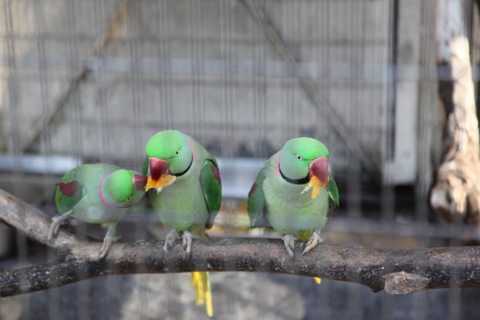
[143,130,221,317]
[48,164,148,260]
[247,137,339,258]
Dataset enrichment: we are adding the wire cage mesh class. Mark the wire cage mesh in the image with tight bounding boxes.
[1,0,480,319]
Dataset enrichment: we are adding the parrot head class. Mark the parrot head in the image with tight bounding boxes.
[101,169,147,208]
[145,130,193,192]
[280,137,330,189]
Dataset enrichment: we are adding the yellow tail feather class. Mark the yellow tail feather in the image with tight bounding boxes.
[190,271,213,317]
[313,277,322,284]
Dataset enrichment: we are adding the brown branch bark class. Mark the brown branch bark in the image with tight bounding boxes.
[431,0,480,227]
[1,189,480,298]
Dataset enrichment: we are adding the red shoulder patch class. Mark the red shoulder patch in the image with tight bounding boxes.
[248,183,258,197]
[211,164,221,185]
[59,181,79,197]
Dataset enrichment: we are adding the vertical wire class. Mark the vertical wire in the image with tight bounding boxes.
[322,0,333,160]
[251,0,267,312]
[260,0,267,157]
[413,7,435,320]
[196,0,206,146]
[228,0,235,158]
[188,0,199,140]
[346,0,362,317]
[315,1,332,316]
[64,1,89,319]
[92,0,111,318]
[33,0,52,158]
[282,0,292,142]
[64,0,83,168]
[93,0,109,163]
[260,0,266,157]
[372,0,383,174]
[355,0,366,318]
[449,5,471,319]
[157,0,173,129]
[346,0,361,221]
[127,2,149,320]
[221,0,233,157]
[32,1,59,319]
[3,1,31,319]
[220,0,235,313]
[288,0,296,140]
[416,0,435,225]
[381,0,397,225]
[380,0,398,319]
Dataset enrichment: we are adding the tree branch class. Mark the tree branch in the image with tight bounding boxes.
[431,0,480,227]
[1,189,480,298]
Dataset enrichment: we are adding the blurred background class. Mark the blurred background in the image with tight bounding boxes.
[1,0,480,319]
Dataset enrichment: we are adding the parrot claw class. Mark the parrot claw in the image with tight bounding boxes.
[163,228,178,256]
[182,231,193,260]
[282,234,297,258]
[302,232,323,256]
[98,230,116,260]
[48,214,71,244]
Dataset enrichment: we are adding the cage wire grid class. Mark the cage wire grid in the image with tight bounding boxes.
[1,0,480,319]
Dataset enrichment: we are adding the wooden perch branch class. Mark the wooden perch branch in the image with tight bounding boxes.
[1,189,480,298]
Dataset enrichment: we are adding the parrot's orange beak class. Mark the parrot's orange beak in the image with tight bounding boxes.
[132,174,148,191]
[146,158,176,191]
[309,157,329,188]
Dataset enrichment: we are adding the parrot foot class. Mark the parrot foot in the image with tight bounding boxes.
[98,230,116,260]
[302,232,323,256]
[182,230,193,260]
[162,228,178,257]
[282,234,298,258]
[47,213,71,244]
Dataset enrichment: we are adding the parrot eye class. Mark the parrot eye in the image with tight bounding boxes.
[296,154,302,161]
[125,197,132,202]
[175,150,179,156]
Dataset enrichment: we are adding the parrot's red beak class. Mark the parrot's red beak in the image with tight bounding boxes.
[132,174,148,191]
[309,157,329,188]
[149,157,169,181]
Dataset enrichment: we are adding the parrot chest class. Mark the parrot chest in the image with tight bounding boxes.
[71,195,128,224]
[148,173,209,231]
[263,174,329,234]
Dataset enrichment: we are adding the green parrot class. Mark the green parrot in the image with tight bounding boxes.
[49,163,148,260]
[248,137,339,257]
[143,130,221,317]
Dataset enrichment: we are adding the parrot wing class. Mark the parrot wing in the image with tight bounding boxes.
[326,173,339,218]
[55,167,85,214]
[200,159,222,229]
[247,167,272,228]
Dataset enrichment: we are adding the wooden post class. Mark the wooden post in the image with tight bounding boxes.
[430,0,480,228]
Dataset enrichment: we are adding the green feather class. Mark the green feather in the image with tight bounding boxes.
[55,166,85,215]
[326,173,339,218]
[247,167,271,228]
[200,159,222,229]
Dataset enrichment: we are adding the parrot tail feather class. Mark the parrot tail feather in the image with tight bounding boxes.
[190,271,213,317]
